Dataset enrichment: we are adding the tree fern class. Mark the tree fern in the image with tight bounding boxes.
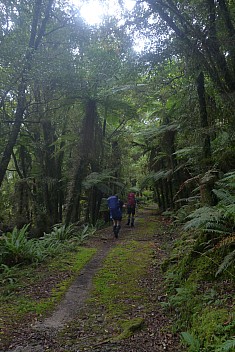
[213,189,235,206]
[141,170,172,188]
[82,171,123,194]
[184,207,225,231]
[184,171,235,277]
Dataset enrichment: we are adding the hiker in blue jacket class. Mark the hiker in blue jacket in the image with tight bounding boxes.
[107,195,124,238]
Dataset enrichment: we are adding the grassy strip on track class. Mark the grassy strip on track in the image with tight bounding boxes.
[88,239,154,328]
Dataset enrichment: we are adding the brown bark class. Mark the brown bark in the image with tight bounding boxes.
[0,0,54,188]
[65,99,98,225]
[196,71,211,162]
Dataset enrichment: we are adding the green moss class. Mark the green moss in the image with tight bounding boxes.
[191,308,235,350]
[114,318,145,340]
[89,240,153,318]
[187,253,219,282]
[165,228,235,352]
[47,247,97,273]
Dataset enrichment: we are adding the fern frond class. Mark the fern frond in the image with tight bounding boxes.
[213,235,235,251]
[219,171,235,182]
[215,250,235,277]
[213,189,235,206]
[181,331,200,351]
[222,204,235,222]
[184,207,223,230]
[140,170,172,188]
[203,228,231,236]
[217,338,235,351]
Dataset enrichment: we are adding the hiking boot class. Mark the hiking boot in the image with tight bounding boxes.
[131,222,134,227]
[115,225,121,238]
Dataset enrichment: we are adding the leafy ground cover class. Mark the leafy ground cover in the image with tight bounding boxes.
[163,228,235,352]
[0,209,181,351]
[0,247,97,349]
[1,208,233,352]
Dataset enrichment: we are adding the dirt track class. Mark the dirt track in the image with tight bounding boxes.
[4,209,180,352]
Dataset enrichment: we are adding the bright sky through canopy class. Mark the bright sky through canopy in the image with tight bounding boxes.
[69,0,149,52]
[70,0,135,25]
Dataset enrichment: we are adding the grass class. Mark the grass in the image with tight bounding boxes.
[0,246,96,348]
[88,239,154,324]
[56,215,158,349]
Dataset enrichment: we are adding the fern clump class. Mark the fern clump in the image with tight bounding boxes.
[0,225,48,266]
[182,171,235,277]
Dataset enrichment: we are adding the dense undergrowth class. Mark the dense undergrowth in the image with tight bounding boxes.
[161,171,235,351]
[0,203,234,351]
[0,223,97,349]
[163,226,235,351]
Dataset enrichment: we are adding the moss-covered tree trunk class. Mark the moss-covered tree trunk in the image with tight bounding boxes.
[65,99,99,225]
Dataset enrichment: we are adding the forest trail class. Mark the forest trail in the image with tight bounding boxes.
[4,209,180,352]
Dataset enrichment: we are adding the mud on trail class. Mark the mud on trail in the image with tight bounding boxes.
[3,209,181,352]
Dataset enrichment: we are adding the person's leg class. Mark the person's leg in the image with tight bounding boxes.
[126,206,131,225]
[113,219,117,234]
[116,217,122,238]
[131,207,135,227]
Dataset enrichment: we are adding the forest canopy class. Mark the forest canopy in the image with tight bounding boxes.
[0,0,235,236]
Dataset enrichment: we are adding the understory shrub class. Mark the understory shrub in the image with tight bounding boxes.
[0,224,51,266]
[164,190,235,352]
[183,171,235,276]
[0,223,96,267]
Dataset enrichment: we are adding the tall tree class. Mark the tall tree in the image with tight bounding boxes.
[0,0,56,187]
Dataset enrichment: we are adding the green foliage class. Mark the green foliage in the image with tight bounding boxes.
[0,225,43,266]
[183,171,235,277]
[184,206,229,235]
[82,171,117,194]
[78,224,96,243]
[140,170,172,189]
[191,308,231,350]
[181,332,200,352]
[215,250,235,277]
[44,223,75,242]
[185,172,235,233]
[165,206,234,352]
[217,338,235,352]
[89,240,153,317]
[0,222,96,268]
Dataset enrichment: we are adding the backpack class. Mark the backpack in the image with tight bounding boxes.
[107,196,119,210]
[127,193,135,206]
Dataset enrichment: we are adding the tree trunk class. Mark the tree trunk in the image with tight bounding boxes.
[0,82,27,187]
[196,71,212,164]
[0,0,54,188]
[41,119,60,224]
[65,99,98,225]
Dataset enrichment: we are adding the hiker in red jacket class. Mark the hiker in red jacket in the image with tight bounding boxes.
[126,192,136,227]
